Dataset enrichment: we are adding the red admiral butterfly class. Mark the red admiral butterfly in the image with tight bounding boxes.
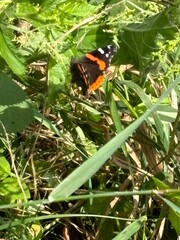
[70,45,117,94]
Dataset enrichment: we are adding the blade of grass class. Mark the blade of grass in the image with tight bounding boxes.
[0,213,143,231]
[112,216,147,240]
[116,79,170,150]
[154,192,180,214]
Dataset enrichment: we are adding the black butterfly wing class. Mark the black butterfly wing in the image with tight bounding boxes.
[70,45,117,94]
[87,45,117,69]
[70,57,102,94]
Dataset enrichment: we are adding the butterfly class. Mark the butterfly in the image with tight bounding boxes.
[70,45,117,94]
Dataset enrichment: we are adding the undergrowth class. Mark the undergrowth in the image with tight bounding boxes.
[0,0,180,239]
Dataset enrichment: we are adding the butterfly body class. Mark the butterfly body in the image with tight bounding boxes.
[70,45,116,94]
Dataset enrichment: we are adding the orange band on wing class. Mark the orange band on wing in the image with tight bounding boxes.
[88,75,104,93]
[85,53,106,70]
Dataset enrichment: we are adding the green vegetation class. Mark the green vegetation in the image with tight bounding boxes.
[0,0,180,239]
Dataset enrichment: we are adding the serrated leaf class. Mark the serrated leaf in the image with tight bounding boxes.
[61,1,98,17]
[16,1,43,28]
[48,57,68,103]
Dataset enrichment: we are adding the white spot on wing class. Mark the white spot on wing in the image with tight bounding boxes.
[98,48,105,54]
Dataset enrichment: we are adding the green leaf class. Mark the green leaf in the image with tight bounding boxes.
[0,28,26,77]
[0,73,27,105]
[153,177,170,190]
[79,103,101,122]
[116,11,177,67]
[59,0,98,17]
[0,73,34,134]
[112,216,147,240]
[16,1,44,28]
[157,194,180,214]
[136,103,178,123]
[115,80,170,150]
[169,208,180,235]
[30,222,43,240]
[0,156,11,180]
[48,57,69,103]
[0,177,30,202]
[76,126,97,156]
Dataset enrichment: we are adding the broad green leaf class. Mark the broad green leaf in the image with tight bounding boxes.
[116,11,177,67]
[0,73,34,134]
[0,156,11,180]
[0,177,30,202]
[0,73,27,105]
[0,104,34,134]
[0,28,25,77]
